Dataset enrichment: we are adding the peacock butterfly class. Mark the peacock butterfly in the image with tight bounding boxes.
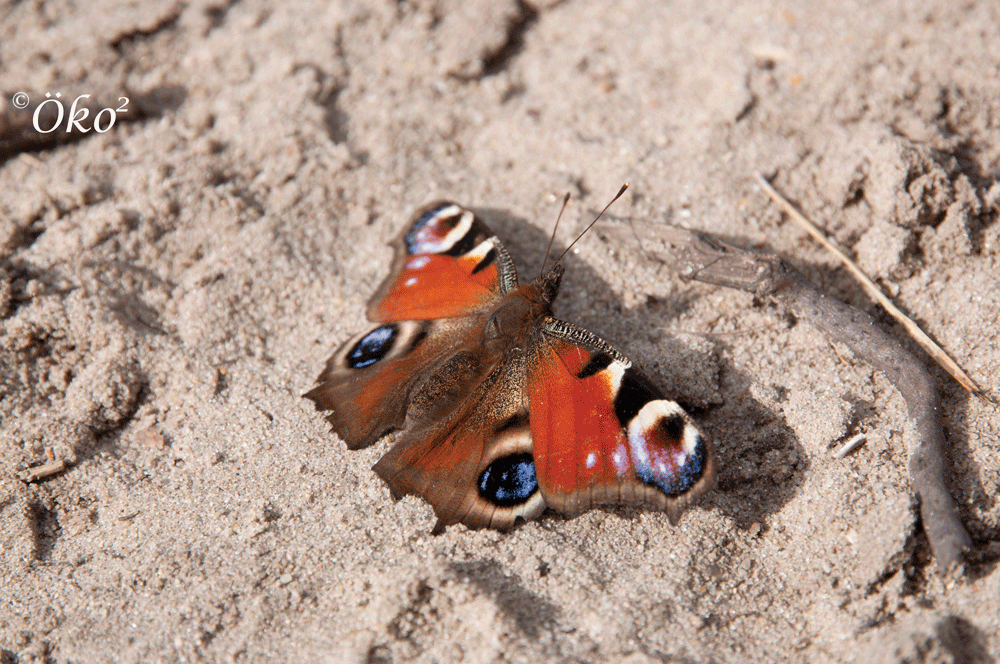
[305,201,715,532]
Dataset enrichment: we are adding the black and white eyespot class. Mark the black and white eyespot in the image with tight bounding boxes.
[406,204,477,255]
[337,320,428,371]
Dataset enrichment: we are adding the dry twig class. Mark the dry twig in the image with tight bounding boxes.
[17,458,69,482]
[756,174,989,401]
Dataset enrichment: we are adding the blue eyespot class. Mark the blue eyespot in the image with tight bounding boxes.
[346,324,397,369]
[635,433,708,496]
[478,453,539,507]
[405,204,458,254]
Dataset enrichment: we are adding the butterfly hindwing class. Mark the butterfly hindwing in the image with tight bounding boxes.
[372,353,546,532]
[304,318,477,448]
[526,319,714,522]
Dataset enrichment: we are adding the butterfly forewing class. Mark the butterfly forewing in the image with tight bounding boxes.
[306,202,519,448]
[526,319,714,522]
[368,201,517,322]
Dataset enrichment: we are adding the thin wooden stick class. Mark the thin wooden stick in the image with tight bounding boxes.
[833,433,867,459]
[17,459,68,482]
[756,173,990,401]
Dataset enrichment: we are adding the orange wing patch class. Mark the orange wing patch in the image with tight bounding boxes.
[527,335,633,512]
[373,240,500,321]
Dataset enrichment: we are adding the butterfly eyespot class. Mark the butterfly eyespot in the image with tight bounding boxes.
[635,434,708,496]
[346,324,398,369]
[478,452,539,507]
[627,401,707,496]
[405,204,475,255]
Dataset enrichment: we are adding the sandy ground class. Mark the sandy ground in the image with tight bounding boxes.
[2,0,999,661]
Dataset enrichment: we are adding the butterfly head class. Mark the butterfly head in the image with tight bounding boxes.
[534,263,564,305]
[482,263,564,353]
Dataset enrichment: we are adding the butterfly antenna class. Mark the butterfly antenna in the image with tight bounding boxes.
[552,183,629,268]
[540,193,572,276]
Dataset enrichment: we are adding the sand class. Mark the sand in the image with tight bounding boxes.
[1,0,998,661]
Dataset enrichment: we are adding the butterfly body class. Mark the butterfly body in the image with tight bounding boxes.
[307,201,714,532]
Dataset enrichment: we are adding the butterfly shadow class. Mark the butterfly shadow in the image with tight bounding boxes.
[449,559,559,640]
[474,207,809,532]
[604,218,998,573]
